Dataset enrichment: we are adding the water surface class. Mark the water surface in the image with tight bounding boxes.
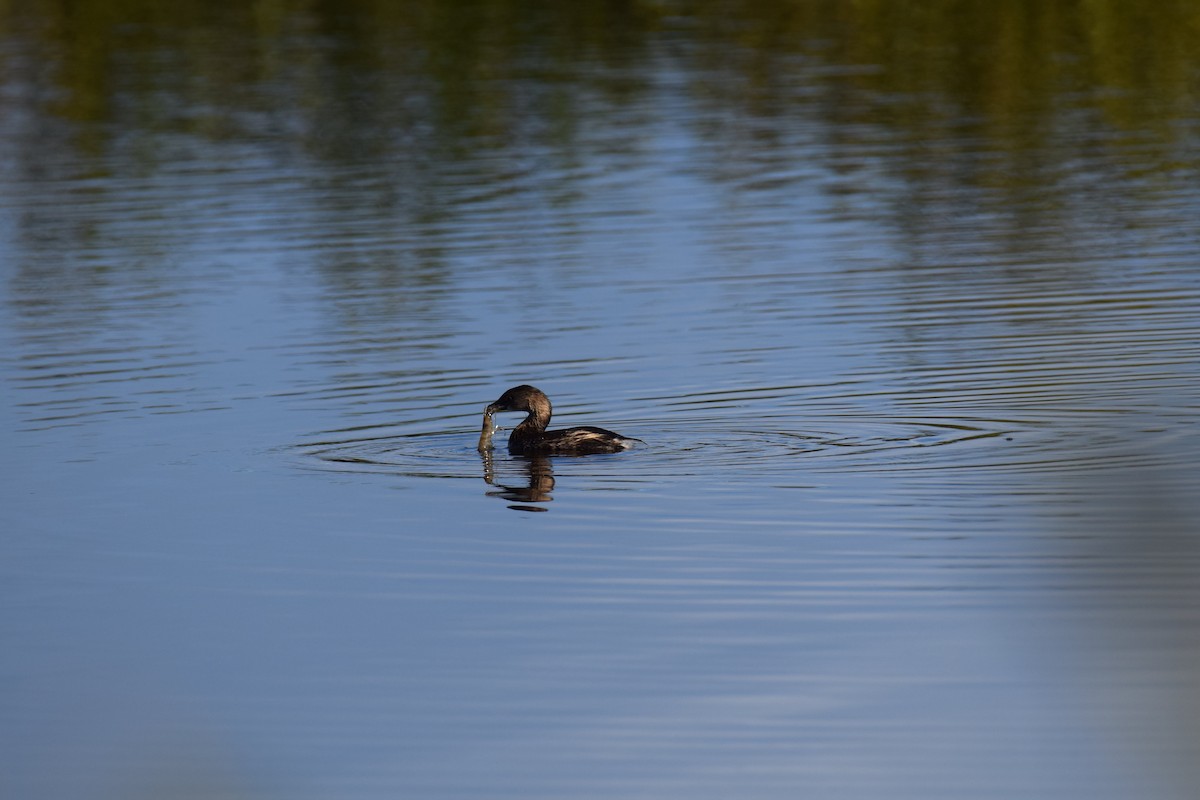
[3,2,1200,798]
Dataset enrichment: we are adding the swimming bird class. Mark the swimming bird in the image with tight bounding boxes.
[479,385,640,455]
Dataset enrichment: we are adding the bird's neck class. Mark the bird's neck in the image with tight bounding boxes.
[515,407,550,435]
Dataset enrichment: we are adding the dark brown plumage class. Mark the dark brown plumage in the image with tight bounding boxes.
[481,385,639,455]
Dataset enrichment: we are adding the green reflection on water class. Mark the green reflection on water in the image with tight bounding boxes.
[4,0,1196,150]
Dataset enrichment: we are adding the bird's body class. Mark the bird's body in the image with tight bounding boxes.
[479,385,640,455]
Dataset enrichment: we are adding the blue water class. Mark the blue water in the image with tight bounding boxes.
[3,5,1200,799]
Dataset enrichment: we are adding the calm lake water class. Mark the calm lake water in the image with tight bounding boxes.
[3,3,1200,798]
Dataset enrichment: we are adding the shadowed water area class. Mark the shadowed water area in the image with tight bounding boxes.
[3,1,1200,797]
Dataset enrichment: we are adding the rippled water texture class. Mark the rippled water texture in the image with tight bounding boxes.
[3,2,1200,799]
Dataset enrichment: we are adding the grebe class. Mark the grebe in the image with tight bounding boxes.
[479,385,640,455]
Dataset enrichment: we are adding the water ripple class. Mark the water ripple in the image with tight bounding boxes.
[293,406,1194,485]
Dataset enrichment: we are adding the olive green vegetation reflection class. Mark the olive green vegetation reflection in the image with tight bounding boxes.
[2,0,661,146]
[690,0,1199,126]
[5,0,1197,154]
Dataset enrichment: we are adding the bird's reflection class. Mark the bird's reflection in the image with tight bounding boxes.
[480,450,555,512]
